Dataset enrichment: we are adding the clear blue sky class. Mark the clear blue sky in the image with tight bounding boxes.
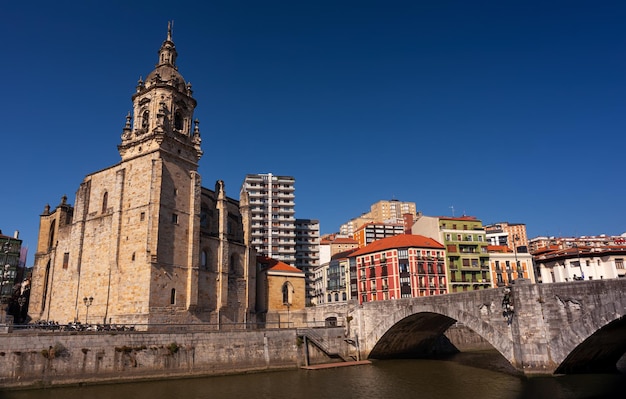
[1,0,625,265]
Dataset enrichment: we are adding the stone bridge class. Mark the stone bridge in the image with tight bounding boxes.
[304,279,626,375]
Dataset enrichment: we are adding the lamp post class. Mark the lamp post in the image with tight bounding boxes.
[512,234,522,278]
[83,296,93,324]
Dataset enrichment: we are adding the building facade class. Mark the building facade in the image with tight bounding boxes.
[533,245,626,283]
[240,173,296,265]
[349,234,447,304]
[487,245,535,286]
[339,199,418,237]
[1,230,24,323]
[412,215,491,293]
[294,218,320,304]
[28,25,256,328]
[528,234,626,254]
[353,222,405,247]
[256,256,305,328]
[485,222,529,252]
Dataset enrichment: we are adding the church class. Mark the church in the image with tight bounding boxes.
[28,24,258,328]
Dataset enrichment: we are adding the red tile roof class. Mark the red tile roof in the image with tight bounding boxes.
[349,234,444,257]
[256,256,303,273]
[331,248,359,260]
[332,237,359,244]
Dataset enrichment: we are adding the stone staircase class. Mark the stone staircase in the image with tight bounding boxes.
[297,328,353,362]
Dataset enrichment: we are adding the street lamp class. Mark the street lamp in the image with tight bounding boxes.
[83,296,93,324]
[512,234,522,278]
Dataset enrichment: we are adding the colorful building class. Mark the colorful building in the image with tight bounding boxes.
[349,234,447,304]
[412,215,491,293]
[487,245,535,286]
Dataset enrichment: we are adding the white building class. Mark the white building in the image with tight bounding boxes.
[240,173,296,265]
[533,246,626,283]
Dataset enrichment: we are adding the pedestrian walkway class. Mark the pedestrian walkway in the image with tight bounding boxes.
[301,360,372,370]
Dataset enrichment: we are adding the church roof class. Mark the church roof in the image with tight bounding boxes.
[257,256,304,274]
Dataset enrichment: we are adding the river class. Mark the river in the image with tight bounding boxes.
[1,351,625,399]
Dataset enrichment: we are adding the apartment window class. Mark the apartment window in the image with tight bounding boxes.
[446,234,451,241]
[398,249,408,259]
[616,259,624,269]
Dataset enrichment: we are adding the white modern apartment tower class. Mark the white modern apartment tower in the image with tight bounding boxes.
[241,173,296,265]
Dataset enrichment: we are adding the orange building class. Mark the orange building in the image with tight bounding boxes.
[487,245,535,286]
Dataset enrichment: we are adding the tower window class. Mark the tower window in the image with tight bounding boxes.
[141,111,149,130]
[170,288,176,305]
[174,110,183,131]
[172,214,178,224]
[102,192,108,213]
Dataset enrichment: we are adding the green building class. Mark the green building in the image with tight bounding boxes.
[411,215,491,293]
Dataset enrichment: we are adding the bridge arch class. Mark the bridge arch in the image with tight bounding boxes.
[364,299,515,366]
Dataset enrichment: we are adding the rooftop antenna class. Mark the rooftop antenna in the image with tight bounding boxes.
[450,205,455,216]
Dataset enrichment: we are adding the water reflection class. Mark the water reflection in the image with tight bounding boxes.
[2,354,625,399]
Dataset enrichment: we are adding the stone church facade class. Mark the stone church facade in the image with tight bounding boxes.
[28,24,256,328]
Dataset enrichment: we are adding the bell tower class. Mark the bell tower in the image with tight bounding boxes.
[118,21,202,165]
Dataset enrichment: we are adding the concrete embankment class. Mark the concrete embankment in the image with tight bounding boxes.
[0,327,347,390]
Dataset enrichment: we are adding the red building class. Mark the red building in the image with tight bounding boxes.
[349,234,447,304]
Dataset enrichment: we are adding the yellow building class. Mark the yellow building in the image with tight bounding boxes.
[256,256,305,328]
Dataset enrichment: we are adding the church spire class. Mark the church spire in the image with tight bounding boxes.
[119,22,201,164]
[157,20,177,68]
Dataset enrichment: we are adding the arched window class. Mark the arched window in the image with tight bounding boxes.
[42,261,51,310]
[102,191,108,213]
[282,282,293,305]
[141,110,149,130]
[174,110,183,131]
[48,220,56,249]
[327,293,332,303]
[334,292,339,302]
[201,250,208,269]
[342,292,347,301]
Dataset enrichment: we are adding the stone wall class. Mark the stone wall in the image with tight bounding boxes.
[0,329,300,389]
